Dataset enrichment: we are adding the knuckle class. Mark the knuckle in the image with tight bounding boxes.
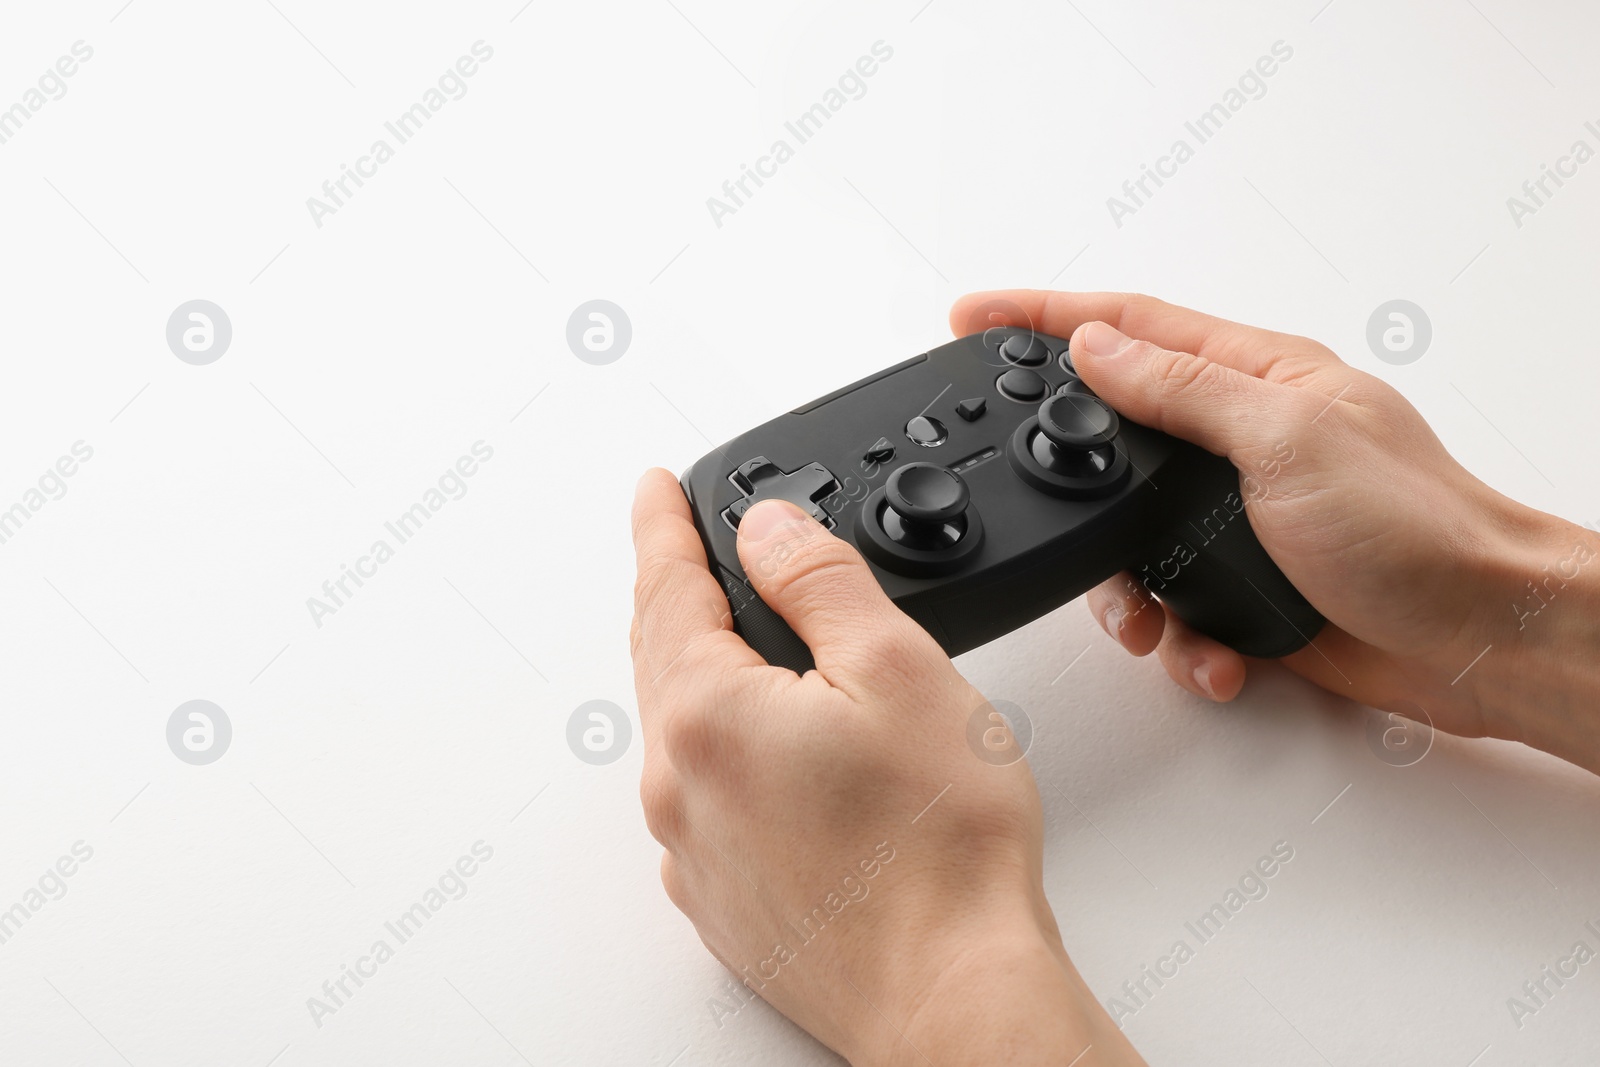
[708,659,755,707]
[660,852,692,913]
[1146,345,1219,398]
[759,534,866,605]
[632,510,681,555]
[645,632,718,690]
[852,625,919,675]
[651,647,753,765]
[841,624,948,700]
[660,700,720,772]
[639,767,685,845]
[682,629,738,680]
[1311,341,1342,364]
[1119,292,1165,323]
[634,555,719,625]
[671,626,716,668]
[632,556,673,611]
[696,931,730,971]
[633,552,690,605]
[1117,292,1187,340]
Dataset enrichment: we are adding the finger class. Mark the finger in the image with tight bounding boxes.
[631,469,762,708]
[734,498,948,698]
[1154,604,1247,702]
[1068,320,1325,464]
[1280,628,1502,739]
[1280,625,1410,711]
[950,289,1333,381]
[1085,572,1162,657]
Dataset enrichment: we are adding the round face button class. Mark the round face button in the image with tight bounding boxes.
[1037,392,1118,450]
[1000,334,1050,367]
[996,367,1048,403]
[904,414,948,447]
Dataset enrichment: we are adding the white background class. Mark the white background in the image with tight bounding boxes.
[1,0,1598,1064]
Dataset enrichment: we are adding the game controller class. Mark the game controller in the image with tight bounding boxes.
[680,328,1325,674]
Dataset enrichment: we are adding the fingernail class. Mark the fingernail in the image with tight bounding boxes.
[1192,661,1219,700]
[1081,321,1134,359]
[1097,602,1126,646]
[739,499,809,543]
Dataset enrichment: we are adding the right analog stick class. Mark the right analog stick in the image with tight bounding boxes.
[1038,392,1118,450]
[1005,389,1131,499]
[1031,392,1119,478]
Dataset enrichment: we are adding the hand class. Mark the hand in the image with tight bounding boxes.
[630,470,1143,1066]
[951,291,1600,773]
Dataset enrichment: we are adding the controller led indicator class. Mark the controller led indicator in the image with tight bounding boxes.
[950,447,997,472]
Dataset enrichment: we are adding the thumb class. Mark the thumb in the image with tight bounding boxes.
[1070,320,1312,462]
[735,498,945,690]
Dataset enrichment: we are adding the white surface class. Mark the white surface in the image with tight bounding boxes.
[1,1,1598,1064]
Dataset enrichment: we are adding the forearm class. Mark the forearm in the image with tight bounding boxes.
[1468,506,1600,774]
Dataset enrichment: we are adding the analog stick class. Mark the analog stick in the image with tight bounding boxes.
[881,463,970,549]
[1038,392,1118,450]
[1031,393,1119,477]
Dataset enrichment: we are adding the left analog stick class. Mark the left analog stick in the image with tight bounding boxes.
[886,463,969,524]
[881,463,970,550]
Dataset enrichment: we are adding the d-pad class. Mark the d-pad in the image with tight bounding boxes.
[722,457,840,530]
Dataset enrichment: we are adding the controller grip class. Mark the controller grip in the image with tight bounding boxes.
[1135,463,1325,658]
[714,565,817,673]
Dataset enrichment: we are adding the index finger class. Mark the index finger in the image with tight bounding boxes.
[630,468,761,701]
[950,289,1334,381]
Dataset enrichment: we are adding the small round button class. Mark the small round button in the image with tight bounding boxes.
[1000,334,1049,367]
[904,414,947,447]
[1058,347,1075,374]
[996,368,1048,403]
[1038,393,1118,450]
[886,463,969,524]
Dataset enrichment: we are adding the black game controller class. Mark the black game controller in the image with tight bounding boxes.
[681,328,1325,674]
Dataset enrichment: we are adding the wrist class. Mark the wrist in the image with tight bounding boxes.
[1462,502,1600,772]
[857,912,1143,1067]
